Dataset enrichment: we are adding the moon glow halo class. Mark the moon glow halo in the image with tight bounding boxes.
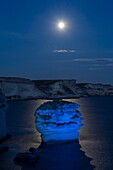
[58,22,65,30]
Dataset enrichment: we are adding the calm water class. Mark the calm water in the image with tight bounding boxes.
[0,96,113,170]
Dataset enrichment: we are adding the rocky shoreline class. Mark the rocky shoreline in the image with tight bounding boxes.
[0,77,113,101]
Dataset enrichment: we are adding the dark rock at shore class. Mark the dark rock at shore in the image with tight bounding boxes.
[0,144,9,153]
[14,152,40,164]
[16,142,95,170]
[0,89,8,141]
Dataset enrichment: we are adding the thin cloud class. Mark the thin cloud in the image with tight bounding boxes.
[73,58,113,71]
[89,67,104,71]
[53,49,77,53]
[107,63,113,66]
[89,61,113,71]
[73,58,113,62]
[69,50,77,53]
[53,50,68,53]
[8,32,21,36]
[53,58,113,64]
[7,32,23,38]
[89,66,113,71]
[0,31,23,38]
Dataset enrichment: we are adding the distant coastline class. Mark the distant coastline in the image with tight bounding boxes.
[0,77,113,101]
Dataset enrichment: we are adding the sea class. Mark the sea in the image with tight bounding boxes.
[0,96,113,170]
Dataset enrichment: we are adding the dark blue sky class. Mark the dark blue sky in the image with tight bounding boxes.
[0,0,113,84]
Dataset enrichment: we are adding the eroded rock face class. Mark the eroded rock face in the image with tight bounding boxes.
[1,77,113,100]
[35,100,83,143]
[0,89,8,141]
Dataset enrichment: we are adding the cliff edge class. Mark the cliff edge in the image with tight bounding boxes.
[0,77,113,100]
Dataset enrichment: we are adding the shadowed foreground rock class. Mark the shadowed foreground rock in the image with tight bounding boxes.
[14,152,40,164]
[0,89,9,153]
[0,89,8,141]
[0,144,8,153]
[14,142,95,170]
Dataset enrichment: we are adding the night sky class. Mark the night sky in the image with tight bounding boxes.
[0,0,113,84]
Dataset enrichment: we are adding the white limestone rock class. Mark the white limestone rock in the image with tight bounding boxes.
[0,79,46,100]
[0,77,113,100]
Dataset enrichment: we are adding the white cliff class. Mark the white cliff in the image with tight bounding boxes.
[0,78,46,100]
[0,77,113,100]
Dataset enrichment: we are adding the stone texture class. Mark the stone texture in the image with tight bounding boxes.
[0,77,113,100]
[35,100,83,143]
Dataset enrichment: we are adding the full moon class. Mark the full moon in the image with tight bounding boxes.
[58,22,65,29]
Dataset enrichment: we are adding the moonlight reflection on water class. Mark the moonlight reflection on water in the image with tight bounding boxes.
[0,97,113,169]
